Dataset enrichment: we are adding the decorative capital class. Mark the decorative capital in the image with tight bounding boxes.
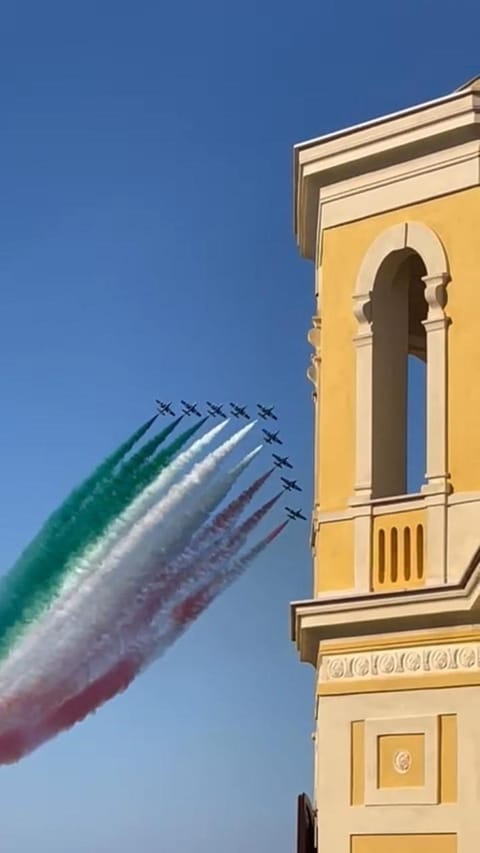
[422,272,450,321]
[307,315,322,350]
[353,292,372,327]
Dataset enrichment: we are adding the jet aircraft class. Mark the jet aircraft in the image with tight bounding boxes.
[206,401,227,419]
[272,453,293,470]
[156,400,175,416]
[285,507,307,521]
[281,477,302,492]
[230,403,250,420]
[257,404,277,421]
[262,428,282,445]
[181,400,202,417]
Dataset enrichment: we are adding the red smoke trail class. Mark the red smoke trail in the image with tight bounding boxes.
[0,658,138,764]
[0,521,288,764]
[192,468,274,548]
[172,519,289,627]
[125,491,283,634]
[0,492,283,742]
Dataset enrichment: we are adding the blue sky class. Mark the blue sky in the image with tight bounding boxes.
[0,0,477,850]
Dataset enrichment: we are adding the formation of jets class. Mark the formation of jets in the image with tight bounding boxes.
[286,507,307,521]
[206,401,227,419]
[272,453,292,470]
[180,400,202,417]
[156,400,175,416]
[230,403,249,420]
[262,428,282,445]
[257,404,277,421]
[281,476,302,492]
[154,399,306,521]
[157,400,278,422]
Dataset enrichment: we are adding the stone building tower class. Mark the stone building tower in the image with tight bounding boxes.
[291,78,480,853]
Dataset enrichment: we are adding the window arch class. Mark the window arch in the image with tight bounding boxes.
[352,222,450,502]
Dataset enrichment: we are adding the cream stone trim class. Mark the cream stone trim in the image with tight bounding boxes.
[425,502,447,586]
[352,222,450,507]
[290,541,480,664]
[294,80,480,258]
[353,512,372,593]
[364,716,438,805]
[352,294,374,499]
[320,624,480,656]
[320,641,480,687]
[448,492,480,506]
[316,494,428,523]
[307,314,321,399]
[316,141,480,237]
[422,274,451,496]
[447,497,480,584]
[316,507,354,523]
[314,688,473,853]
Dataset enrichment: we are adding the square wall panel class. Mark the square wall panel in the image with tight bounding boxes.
[377,733,425,788]
[364,716,438,805]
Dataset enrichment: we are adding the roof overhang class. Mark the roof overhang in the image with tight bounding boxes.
[294,80,480,260]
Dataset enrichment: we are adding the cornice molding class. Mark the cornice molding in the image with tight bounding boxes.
[290,539,480,665]
[294,85,480,259]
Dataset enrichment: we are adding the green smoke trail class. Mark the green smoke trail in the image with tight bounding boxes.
[0,417,206,657]
[79,417,208,549]
[7,414,159,576]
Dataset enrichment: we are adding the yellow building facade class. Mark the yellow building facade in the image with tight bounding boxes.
[291,79,480,853]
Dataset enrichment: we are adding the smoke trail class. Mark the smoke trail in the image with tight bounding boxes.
[191,467,275,550]
[69,488,282,698]
[0,422,255,707]
[6,414,159,571]
[148,492,283,626]
[59,419,229,597]
[146,482,282,625]
[24,445,265,709]
[0,523,288,765]
[0,414,159,612]
[169,519,290,630]
[42,457,273,701]
[0,417,210,662]
[72,492,283,695]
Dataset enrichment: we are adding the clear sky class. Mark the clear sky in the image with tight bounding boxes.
[0,1,478,850]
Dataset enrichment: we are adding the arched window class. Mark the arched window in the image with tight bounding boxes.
[352,222,450,503]
[371,251,427,498]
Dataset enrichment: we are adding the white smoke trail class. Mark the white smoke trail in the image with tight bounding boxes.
[125,519,286,672]
[62,455,272,693]
[0,420,228,673]
[24,444,264,707]
[0,422,257,717]
[80,480,278,689]
[0,522,287,762]
[83,493,278,688]
[60,419,229,597]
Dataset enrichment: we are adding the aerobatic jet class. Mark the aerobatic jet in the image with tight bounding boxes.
[230,403,250,420]
[156,400,175,416]
[281,477,302,492]
[272,453,293,470]
[206,401,227,419]
[257,404,277,421]
[181,400,202,417]
[286,507,307,521]
[262,428,282,445]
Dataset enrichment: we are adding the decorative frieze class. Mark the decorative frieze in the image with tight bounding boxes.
[320,641,480,683]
